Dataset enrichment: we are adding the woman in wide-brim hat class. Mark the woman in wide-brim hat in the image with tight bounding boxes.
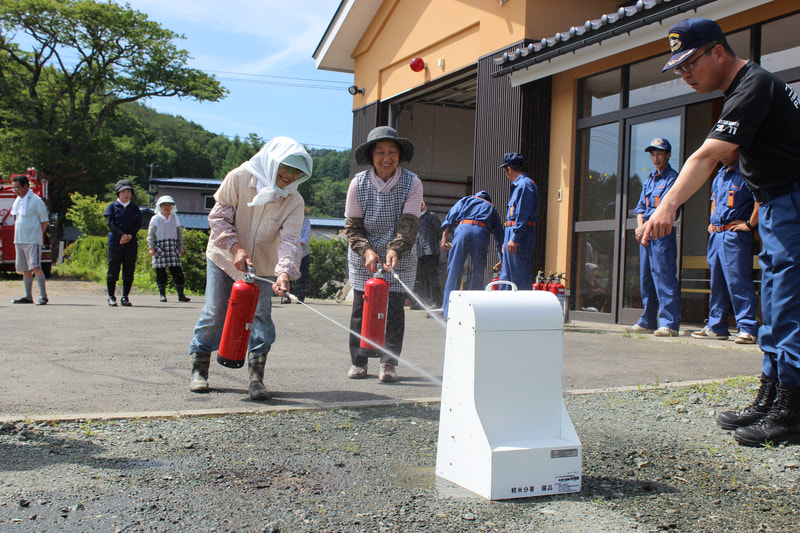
[344,126,423,383]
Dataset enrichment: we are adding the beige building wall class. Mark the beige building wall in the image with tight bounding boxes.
[349,0,623,109]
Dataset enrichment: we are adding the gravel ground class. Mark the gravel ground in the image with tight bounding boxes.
[2,377,799,532]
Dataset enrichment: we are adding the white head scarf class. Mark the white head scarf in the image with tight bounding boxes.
[242,137,313,206]
[151,195,181,241]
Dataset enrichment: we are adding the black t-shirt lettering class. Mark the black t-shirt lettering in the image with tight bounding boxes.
[707,62,800,190]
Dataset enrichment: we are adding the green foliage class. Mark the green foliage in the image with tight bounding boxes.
[307,237,348,299]
[300,149,352,218]
[0,0,226,221]
[65,193,107,236]
[58,229,209,294]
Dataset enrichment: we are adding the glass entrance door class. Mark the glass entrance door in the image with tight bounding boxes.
[618,113,683,325]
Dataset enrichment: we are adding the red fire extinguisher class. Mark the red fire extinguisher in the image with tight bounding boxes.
[490,267,500,291]
[217,267,261,368]
[549,273,566,317]
[360,268,390,351]
[532,270,544,291]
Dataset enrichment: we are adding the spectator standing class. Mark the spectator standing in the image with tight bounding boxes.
[344,126,422,383]
[691,150,758,344]
[283,215,312,303]
[440,191,503,317]
[105,179,142,307]
[412,201,442,310]
[188,137,312,401]
[631,138,681,337]
[497,153,538,290]
[9,174,49,305]
[641,18,800,446]
[147,195,191,303]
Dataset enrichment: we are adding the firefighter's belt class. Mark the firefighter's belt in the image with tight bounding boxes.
[459,219,487,228]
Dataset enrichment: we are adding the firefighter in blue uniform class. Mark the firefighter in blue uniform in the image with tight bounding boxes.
[692,150,759,344]
[632,138,681,337]
[643,18,800,447]
[497,153,538,290]
[440,190,503,317]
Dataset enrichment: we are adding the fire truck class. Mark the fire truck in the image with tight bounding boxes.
[0,168,53,276]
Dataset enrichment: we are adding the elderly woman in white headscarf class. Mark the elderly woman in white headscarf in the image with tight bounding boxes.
[147,195,191,303]
[188,137,312,401]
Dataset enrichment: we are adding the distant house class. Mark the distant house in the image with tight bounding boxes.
[148,177,222,230]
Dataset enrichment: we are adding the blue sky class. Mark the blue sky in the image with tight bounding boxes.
[124,0,354,151]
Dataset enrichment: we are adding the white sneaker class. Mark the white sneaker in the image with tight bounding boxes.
[630,324,654,334]
[691,327,729,340]
[654,327,679,337]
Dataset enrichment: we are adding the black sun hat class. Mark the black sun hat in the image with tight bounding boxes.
[354,126,415,166]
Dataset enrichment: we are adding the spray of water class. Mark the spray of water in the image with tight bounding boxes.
[282,291,443,386]
[386,265,448,329]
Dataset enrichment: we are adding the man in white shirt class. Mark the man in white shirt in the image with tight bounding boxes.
[10,175,49,305]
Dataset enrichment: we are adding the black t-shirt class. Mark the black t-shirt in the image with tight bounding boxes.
[707,62,800,191]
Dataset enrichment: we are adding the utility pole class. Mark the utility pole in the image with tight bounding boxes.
[146,163,159,208]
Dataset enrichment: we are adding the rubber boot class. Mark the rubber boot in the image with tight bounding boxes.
[734,382,800,447]
[248,353,270,401]
[177,285,191,302]
[717,374,778,430]
[158,285,167,302]
[189,353,211,393]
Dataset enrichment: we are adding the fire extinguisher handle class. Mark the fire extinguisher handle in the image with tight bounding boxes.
[485,280,518,291]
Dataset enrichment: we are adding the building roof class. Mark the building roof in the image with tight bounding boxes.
[309,217,345,228]
[178,213,210,231]
[496,0,768,87]
[313,0,380,73]
[150,177,222,190]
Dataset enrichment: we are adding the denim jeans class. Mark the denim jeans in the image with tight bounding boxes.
[189,259,275,356]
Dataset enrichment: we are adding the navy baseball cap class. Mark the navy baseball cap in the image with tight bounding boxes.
[662,18,725,73]
[499,153,524,168]
[475,190,493,203]
[645,138,672,153]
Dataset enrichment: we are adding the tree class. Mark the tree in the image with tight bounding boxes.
[0,0,227,220]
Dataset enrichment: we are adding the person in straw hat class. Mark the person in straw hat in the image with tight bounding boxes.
[344,126,423,383]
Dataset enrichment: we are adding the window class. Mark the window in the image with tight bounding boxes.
[761,12,800,74]
[204,195,215,210]
[580,69,620,117]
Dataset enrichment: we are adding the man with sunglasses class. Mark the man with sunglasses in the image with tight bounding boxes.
[641,18,800,447]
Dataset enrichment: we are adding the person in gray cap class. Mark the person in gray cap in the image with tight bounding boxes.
[496,153,539,290]
[631,138,681,337]
[344,126,423,383]
[642,17,800,447]
[104,179,142,307]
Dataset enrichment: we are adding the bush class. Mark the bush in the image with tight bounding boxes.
[64,193,107,236]
[58,229,209,294]
[307,236,348,300]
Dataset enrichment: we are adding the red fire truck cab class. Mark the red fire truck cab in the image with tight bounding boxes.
[0,168,53,276]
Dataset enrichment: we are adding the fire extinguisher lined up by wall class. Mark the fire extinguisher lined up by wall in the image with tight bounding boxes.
[217,265,261,369]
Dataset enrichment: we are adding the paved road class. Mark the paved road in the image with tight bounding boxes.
[0,279,761,422]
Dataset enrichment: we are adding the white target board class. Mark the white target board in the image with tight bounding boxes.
[435,289,582,500]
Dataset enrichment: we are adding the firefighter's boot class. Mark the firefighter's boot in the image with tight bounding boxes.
[189,353,211,393]
[734,382,800,447]
[177,285,191,302]
[158,285,167,302]
[717,374,778,430]
[248,353,270,401]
